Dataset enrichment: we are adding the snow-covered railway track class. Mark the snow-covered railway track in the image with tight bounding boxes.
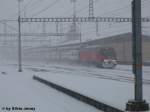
[26,65,150,85]
[114,67,150,76]
[3,63,150,84]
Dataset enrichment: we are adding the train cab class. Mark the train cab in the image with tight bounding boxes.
[99,48,117,68]
[79,46,117,69]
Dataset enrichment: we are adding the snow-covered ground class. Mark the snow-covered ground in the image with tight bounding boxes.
[0,64,102,112]
[21,62,150,111]
[0,62,150,111]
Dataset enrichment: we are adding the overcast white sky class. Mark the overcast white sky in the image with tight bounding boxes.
[0,0,149,18]
[0,0,133,19]
[0,0,150,46]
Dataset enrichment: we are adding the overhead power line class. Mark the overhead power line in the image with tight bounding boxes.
[22,0,43,16]
[0,21,18,32]
[98,0,149,16]
[31,0,61,17]
[20,17,150,23]
[23,0,35,10]
[7,0,42,19]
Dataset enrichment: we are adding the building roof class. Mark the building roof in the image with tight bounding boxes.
[85,33,150,45]
[24,33,150,51]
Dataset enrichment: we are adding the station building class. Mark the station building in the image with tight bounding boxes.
[86,33,150,65]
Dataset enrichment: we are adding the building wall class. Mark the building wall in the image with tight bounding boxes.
[143,42,150,63]
[100,37,150,65]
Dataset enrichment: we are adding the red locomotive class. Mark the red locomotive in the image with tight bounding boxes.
[79,46,117,68]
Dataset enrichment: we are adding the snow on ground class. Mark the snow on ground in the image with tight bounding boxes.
[18,62,150,111]
[1,61,150,111]
[0,64,102,112]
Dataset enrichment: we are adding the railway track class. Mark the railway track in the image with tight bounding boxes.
[114,67,150,76]
[25,65,150,85]
[2,63,150,84]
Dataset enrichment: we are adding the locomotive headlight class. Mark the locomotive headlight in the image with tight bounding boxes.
[102,59,117,68]
[104,59,109,63]
[112,60,117,65]
[104,59,117,64]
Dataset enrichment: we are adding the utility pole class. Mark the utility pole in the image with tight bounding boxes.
[96,21,100,36]
[79,23,82,44]
[89,0,94,18]
[42,22,46,44]
[42,22,46,33]
[56,22,59,45]
[56,22,59,35]
[71,0,77,41]
[59,22,63,44]
[3,21,7,45]
[78,23,82,64]
[126,0,149,111]
[18,0,23,72]
[89,0,100,36]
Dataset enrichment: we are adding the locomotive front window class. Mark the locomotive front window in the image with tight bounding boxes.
[100,48,116,58]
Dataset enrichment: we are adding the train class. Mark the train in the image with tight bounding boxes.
[79,46,117,68]
[23,44,117,69]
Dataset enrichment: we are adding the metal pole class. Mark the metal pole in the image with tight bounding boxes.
[96,21,100,36]
[3,21,7,45]
[78,23,82,64]
[134,0,142,101]
[126,0,149,111]
[89,0,94,18]
[71,0,77,39]
[70,0,77,18]
[18,0,22,72]
[56,22,59,34]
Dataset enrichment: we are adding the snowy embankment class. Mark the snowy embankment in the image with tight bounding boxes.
[0,64,102,112]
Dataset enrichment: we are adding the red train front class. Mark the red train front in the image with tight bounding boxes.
[79,46,117,68]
